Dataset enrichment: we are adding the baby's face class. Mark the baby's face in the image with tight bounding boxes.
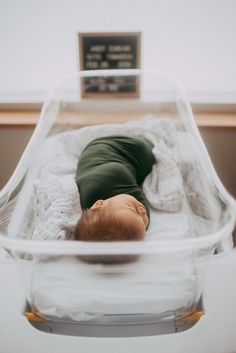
[90,194,148,238]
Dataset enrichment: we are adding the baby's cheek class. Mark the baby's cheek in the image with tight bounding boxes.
[138,224,146,240]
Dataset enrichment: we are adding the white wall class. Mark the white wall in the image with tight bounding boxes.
[0,0,236,102]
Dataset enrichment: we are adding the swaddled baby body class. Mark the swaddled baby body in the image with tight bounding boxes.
[75,135,155,243]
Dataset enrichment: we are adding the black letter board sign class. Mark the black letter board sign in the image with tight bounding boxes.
[79,32,141,98]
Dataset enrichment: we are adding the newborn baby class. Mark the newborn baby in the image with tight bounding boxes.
[75,135,155,242]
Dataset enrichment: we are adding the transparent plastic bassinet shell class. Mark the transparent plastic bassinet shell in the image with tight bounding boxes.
[0,70,235,336]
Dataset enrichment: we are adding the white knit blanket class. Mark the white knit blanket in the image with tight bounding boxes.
[8,115,221,241]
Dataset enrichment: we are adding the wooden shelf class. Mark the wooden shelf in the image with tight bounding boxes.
[0,111,236,128]
[194,113,236,127]
[0,112,40,127]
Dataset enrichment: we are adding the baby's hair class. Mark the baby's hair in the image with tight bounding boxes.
[75,207,144,264]
[75,207,144,242]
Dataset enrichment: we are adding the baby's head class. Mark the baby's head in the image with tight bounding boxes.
[75,194,148,264]
[75,194,148,242]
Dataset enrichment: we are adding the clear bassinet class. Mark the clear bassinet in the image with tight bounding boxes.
[0,70,235,337]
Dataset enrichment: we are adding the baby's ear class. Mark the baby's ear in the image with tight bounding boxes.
[90,199,104,210]
[60,223,76,240]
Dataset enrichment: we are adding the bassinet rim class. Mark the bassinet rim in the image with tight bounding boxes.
[0,209,234,257]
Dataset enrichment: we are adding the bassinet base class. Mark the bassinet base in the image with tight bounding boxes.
[24,299,203,337]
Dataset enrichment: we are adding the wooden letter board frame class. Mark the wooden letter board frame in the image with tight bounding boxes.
[79,32,141,98]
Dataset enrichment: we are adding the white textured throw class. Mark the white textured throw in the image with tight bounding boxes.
[37,117,184,239]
